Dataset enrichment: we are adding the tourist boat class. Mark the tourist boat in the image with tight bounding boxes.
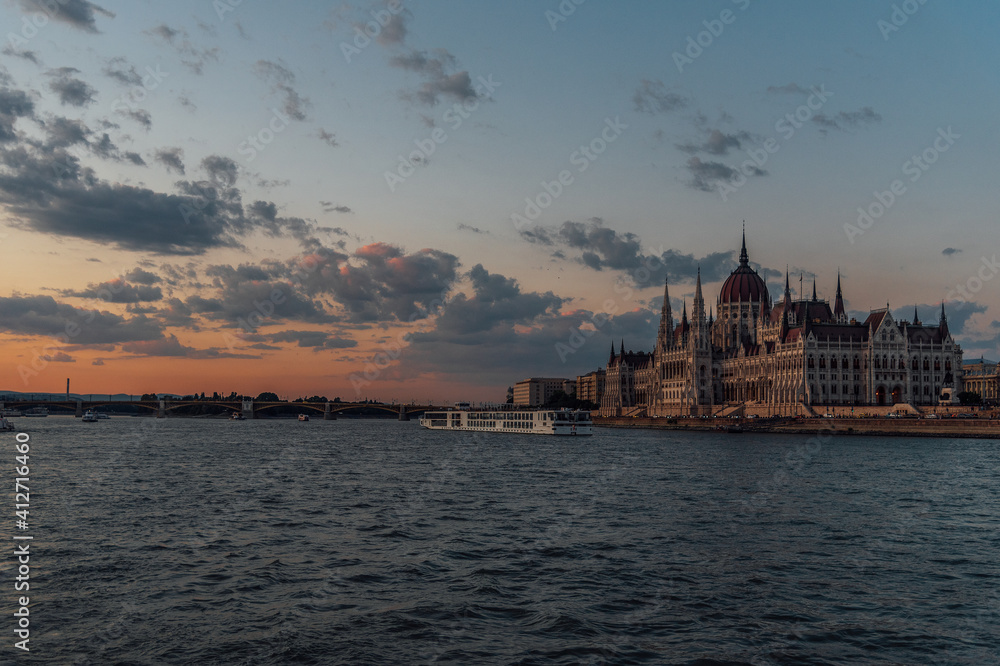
[23,407,49,417]
[230,412,246,420]
[81,410,99,422]
[419,406,593,436]
[298,414,310,421]
[0,408,22,417]
[0,416,15,431]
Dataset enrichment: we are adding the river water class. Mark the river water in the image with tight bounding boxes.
[3,417,999,664]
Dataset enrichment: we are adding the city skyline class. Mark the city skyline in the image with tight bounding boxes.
[1,1,998,402]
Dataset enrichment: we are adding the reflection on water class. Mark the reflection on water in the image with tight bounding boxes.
[12,417,1000,664]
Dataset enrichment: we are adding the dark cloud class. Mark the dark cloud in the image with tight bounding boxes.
[17,0,113,32]
[123,151,145,166]
[891,302,985,337]
[42,350,75,362]
[121,108,152,129]
[686,156,765,192]
[0,294,163,344]
[520,220,741,285]
[253,60,310,121]
[678,129,752,156]
[457,223,488,234]
[102,56,142,86]
[201,155,238,187]
[154,147,185,174]
[942,247,962,256]
[146,24,219,75]
[62,279,163,303]
[317,128,338,148]
[376,12,408,46]
[46,67,97,107]
[320,201,351,214]
[633,80,686,114]
[120,334,256,359]
[42,116,88,148]
[1,47,40,65]
[390,50,478,106]
[396,265,655,387]
[268,330,358,349]
[124,268,160,284]
[812,107,881,132]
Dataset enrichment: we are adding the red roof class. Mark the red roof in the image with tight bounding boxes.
[719,265,768,304]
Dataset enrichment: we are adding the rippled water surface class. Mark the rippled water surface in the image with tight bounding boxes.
[4,417,1000,664]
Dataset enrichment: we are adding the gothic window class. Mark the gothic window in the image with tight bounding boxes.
[830,357,837,370]
[934,358,941,371]
[912,357,919,371]
[808,356,815,369]
[945,360,952,372]
[820,356,827,369]
[854,357,861,370]
[924,359,930,371]
[875,357,881,369]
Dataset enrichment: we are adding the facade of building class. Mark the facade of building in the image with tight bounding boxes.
[575,369,606,406]
[962,358,998,405]
[600,232,964,417]
[513,377,576,407]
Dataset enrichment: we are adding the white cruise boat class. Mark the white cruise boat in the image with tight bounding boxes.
[419,406,593,436]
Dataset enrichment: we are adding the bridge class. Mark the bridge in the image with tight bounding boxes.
[0,399,446,420]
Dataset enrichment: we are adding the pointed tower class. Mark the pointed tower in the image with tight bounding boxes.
[782,267,794,325]
[939,302,949,337]
[913,305,921,326]
[811,277,817,301]
[608,341,616,365]
[834,271,846,323]
[656,276,674,351]
[693,267,707,332]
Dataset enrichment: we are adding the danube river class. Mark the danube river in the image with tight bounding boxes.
[5,417,999,664]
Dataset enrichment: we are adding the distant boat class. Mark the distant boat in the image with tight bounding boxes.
[23,407,49,417]
[0,416,15,431]
[298,414,310,421]
[96,412,110,419]
[419,407,593,436]
[0,408,22,417]
[81,410,99,423]
[230,412,247,420]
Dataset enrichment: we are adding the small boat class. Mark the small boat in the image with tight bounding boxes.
[0,417,15,431]
[81,410,99,422]
[0,408,22,417]
[96,412,110,419]
[298,414,310,421]
[230,412,247,420]
[23,407,49,417]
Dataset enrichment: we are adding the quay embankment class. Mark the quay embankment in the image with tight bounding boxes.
[594,416,1000,439]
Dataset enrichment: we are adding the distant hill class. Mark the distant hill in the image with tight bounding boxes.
[0,391,184,402]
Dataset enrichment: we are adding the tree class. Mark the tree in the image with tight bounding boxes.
[256,392,280,402]
[141,393,157,401]
[958,391,982,406]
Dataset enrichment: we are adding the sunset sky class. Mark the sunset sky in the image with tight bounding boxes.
[1,0,998,402]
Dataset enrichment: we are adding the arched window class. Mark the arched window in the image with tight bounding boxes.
[934,358,941,371]
[875,357,881,369]
[819,356,827,369]
[830,357,838,369]
[924,358,930,371]
[808,356,815,369]
[912,357,919,371]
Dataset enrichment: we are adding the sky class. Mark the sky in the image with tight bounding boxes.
[0,0,998,403]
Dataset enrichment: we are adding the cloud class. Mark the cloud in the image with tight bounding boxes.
[154,147,185,174]
[146,24,219,75]
[457,223,488,234]
[520,220,742,285]
[267,330,358,349]
[1,47,40,65]
[0,294,164,344]
[121,108,152,130]
[633,80,686,114]
[317,128,338,148]
[942,247,962,256]
[320,201,351,214]
[101,56,142,86]
[678,129,752,156]
[41,350,75,362]
[686,156,765,192]
[62,279,163,303]
[46,67,97,106]
[812,107,882,132]
[390,50,478,106]
[120,333,255,358]
[253,60,310,121]
[0,88,35,142]
[17,0,113,32]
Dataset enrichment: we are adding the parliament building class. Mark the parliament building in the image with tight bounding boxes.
[600,232,963,417]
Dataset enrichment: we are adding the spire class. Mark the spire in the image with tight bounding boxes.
[681,299,688,323]
[620,339,625,355]
[609,341,616,364]
[695,267,703,302]
[657,276,674,348]
[811,277,817,301]
[939,302,949,337]
[913,305,920,326]
[739,223,749,265]
[833,271,845,318]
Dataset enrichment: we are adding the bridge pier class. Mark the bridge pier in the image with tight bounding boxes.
[242,400,255,420]
[324,402,336,420]
[157,399,166,418]
[398,405,410,421]
[76,400,83,418]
